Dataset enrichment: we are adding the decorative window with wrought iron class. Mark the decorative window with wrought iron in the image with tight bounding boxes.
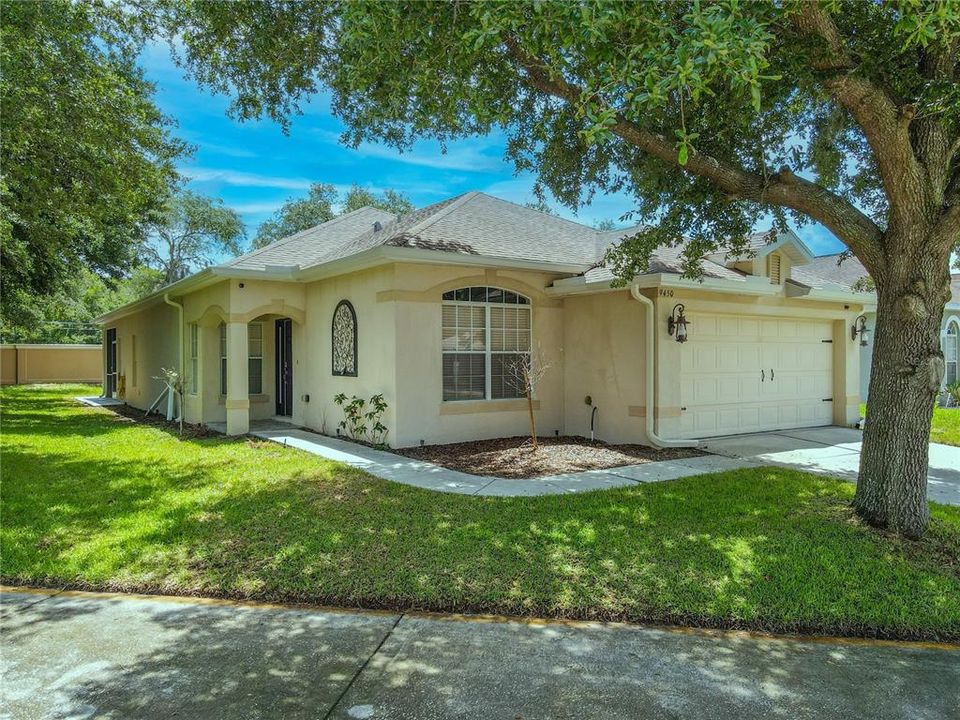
[332,300,358,376]
[441,286,531,401]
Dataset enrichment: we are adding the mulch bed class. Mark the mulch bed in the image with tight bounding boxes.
[105,402,220,441]
[394,435,705,479]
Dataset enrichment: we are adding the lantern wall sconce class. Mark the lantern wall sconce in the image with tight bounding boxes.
[668,303,689,343]
[851,314,871,346]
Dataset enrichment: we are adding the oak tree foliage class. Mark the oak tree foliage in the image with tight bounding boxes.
[1,0,186,325]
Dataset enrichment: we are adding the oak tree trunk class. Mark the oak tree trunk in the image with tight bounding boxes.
[855,236,951,539]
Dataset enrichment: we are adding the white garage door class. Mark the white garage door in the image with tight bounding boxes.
[678,313,834,438]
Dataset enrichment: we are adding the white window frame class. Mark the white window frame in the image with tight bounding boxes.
[131,334,138,388]
[441,287,532,402]
[944,318,959,386]
[248,322,263,395]
[189,324,199,395]
[218,322,264,395]
[219,323,227,396]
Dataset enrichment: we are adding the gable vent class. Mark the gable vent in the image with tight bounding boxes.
[767,253,782,284]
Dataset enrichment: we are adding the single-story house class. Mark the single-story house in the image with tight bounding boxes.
[796,255,960,400]
[96,191,875,448]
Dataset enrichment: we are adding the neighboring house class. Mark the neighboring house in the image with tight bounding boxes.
[96,191,875,447]
[798,255,960,400]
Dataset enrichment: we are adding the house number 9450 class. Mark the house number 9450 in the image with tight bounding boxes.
[658,289,674,297]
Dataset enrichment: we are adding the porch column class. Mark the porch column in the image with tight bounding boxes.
[833,317,861,426]
[225,321,249,435]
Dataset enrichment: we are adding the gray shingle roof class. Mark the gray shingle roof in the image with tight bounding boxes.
[792,253,870,292]
[222,191,603,272]
[225,206,398,271]
[586,225,747,283]
[371,191,600,266]
[220,191,882,298]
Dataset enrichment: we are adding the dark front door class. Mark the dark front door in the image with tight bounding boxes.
[105,327,117,397]
[275,319,293,416]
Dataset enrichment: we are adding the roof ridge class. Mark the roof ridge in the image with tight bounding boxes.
[222,206,394,268]
[398,191,478,238]
[298,194,468,269]
[474,191,607,235]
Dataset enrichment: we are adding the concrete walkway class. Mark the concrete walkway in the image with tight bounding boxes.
[76,395,123,408]
[3,588,956,720]
[701,427,960,506]
[236,423,754,496]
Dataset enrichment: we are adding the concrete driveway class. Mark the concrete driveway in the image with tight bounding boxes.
[700,427,960,506]
[2,588,957,720]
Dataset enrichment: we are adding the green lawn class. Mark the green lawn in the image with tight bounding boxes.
[931,406,960,446]
[4,385,960,641]
[860,402,960,446]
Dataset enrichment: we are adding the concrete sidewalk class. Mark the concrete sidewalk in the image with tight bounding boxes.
[2,588,957,720]
[234,423,755,496]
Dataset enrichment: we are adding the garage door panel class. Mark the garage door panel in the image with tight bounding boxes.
[717,316,738,336]
[761,319,780,338]
[740,319,759,337]
[679,314,834,438]
[741,377,761,402]
[717,345,740,370]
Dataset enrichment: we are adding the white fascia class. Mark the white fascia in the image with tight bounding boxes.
[94,263,301,325]
[296,246,591,281]
[548,273,779,298]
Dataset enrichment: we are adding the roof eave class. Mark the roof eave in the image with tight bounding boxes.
[96,263,306,325]
[378,246,591,274]
[549,271,875,303]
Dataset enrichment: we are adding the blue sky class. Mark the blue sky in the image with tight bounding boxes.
[141,43,846,256]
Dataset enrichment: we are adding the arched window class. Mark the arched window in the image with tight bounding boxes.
[441,286,531,401]
[332,300,357,376]
[945,320,959,386]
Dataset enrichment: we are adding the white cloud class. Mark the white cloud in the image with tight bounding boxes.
[192,140,260,159]
[315,129,507,172]
[230,201,287,215]
[180,167,314,191]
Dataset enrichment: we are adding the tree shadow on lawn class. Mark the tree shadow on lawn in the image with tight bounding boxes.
[1,385,223,446]
[9,594,960,720]
[6,425,959,641]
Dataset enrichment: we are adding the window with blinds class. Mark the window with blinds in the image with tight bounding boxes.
[189,324,199,395]
[441,286,531,401]
[218,322,263,395]
[219,323,227,396]
[945,320,959,386]
[767,253,782,284]
[248,322,263,395]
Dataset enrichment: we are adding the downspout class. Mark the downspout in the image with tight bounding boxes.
[630,283,699,448]
[163,293,184,421]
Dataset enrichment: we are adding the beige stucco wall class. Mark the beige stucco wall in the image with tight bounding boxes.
[299,266,398,441]
[388,264,566,448]
[97,259,865,446]
[0,345,102,385]
[105,302,178,409]
[0,347,14,385]
[562,290,651,444]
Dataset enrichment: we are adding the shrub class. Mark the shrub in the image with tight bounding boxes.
[944,380,960,408]
[334,392,389,447]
